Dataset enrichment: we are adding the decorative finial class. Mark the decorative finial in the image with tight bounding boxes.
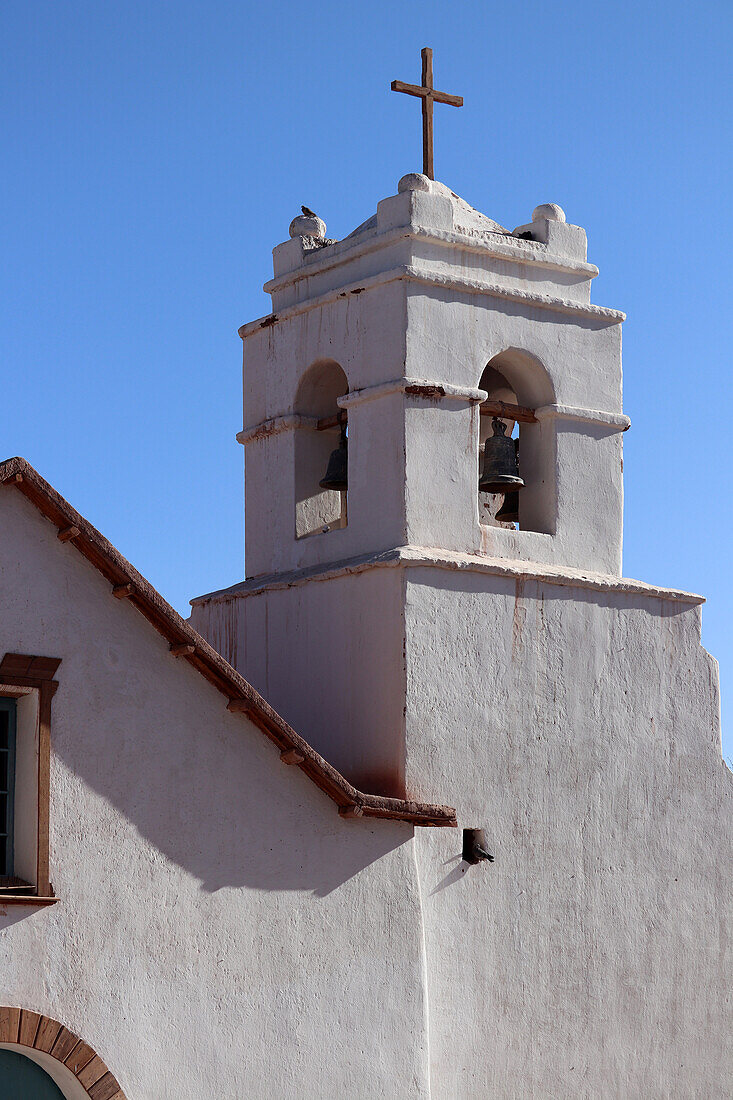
[398,173,432,193]
[532,203,566,223]
[391,47,463,181]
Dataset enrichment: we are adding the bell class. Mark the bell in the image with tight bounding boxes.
[319,425,348,491]
[496,491,519,524]
[479,418,524,493]
[496,437,520,522]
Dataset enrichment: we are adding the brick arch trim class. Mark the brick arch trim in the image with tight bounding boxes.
[0,1007,125,1099]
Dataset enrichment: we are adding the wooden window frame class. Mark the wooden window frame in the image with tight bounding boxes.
[0,654,61,907]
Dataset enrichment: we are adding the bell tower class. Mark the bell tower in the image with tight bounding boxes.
[191,174,629,796]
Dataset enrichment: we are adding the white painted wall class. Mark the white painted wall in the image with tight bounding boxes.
[3,177,727,1099]
[403,565,731,1097]
[192,176,731,1097]
[192,550,732,1097]
[0,489,430,1100]
[193,565,407,796]
[234,175,627,582]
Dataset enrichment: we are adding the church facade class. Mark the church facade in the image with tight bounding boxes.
[0,174,730,1098]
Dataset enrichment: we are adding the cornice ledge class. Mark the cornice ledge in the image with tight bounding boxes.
[402,266,625,323]
[192,545,703,606]
[191,548,404,604]
[264,223,598,295]
[240,265,624,340]
[535,404,631,432]
[397,546,704,603]
[408,225,599,278]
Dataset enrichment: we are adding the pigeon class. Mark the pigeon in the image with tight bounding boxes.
[301,205,318,218]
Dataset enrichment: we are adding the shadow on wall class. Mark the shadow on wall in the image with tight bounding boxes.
[6,650,413,908]
[33,576,704,912]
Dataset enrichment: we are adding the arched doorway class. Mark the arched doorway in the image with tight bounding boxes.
[0,1008,124,1099]
[0,1048,66,1097]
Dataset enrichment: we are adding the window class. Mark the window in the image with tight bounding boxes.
[0,699,16,879]
[0,653,61,904]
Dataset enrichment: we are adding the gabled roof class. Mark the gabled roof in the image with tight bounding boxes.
[0,457,456,829]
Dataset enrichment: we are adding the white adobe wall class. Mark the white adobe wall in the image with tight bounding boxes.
[193,178,631,791]
[235,176,627,582]
[195,565,407,797]
[402,287,625,573]
[192,552,733,1097]
[189,177,732,1096]
[0,488,431,1100]
[404,564,732,1099]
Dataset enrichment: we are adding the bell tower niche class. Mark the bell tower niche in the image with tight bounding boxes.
[191,177,629,796]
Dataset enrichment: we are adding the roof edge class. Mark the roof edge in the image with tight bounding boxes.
[0,457,456,829]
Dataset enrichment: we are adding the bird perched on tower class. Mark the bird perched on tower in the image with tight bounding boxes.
[301,205,318,217]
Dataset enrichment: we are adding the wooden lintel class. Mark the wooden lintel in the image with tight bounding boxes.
[170,643,195,658]
[57,525,81,543]
[338,804,364,819]
[227,699,253,714]
[280,748,305,765]
[480,400,538,424]
[315,410,347,431]
[112,583,135,599]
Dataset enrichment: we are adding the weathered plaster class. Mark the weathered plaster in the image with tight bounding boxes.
[191,178,731,1097]
[0,488,431,1099]
[2,176,728,1099]
[404,568,731,1098]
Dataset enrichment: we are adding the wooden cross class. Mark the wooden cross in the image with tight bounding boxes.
[391,47,463,181]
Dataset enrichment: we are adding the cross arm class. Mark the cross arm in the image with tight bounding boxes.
[432,90,463,108]
[391,80,463,108]
[391,80,428,99]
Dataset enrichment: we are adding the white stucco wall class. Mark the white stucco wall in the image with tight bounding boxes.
[188,177,732,1097]
[404,566,732,1099]
[0,488,431,1100]
[234,176,627,583]
[192,550,733,1097]
[6,176,727,1099]
[191,567,407,797]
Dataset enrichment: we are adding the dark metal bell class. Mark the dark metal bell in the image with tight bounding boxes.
[496,491,519,523]
[479,418,524,493]
[319,426,348,491]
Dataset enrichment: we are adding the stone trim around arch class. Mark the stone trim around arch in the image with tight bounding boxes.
[0,1007,126,1099]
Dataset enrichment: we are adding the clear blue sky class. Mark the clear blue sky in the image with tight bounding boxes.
[2,1,731,758]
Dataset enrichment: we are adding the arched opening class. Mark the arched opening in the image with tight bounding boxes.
[478,350,556,535]
[293,359,349,540]
[0,1048,67,1096]
[0,1007,124,1098]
